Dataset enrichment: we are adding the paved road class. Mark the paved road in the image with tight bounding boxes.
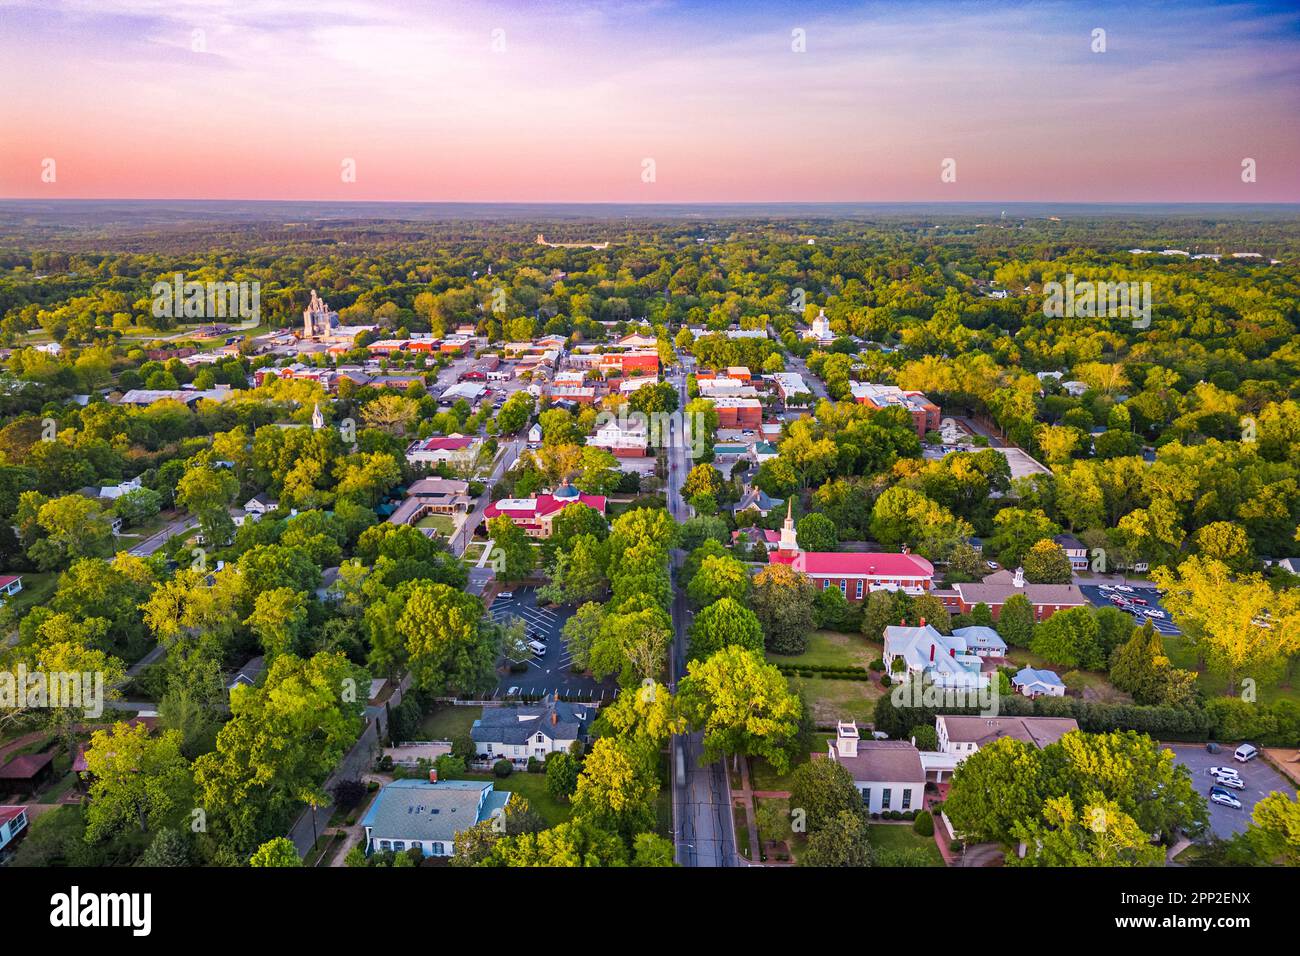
[781,349,828,401]
[450,437,524,558]
[666,357,737,867]
[126,515,198,557]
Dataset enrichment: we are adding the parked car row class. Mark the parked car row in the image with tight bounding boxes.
[1204,746,1260,809]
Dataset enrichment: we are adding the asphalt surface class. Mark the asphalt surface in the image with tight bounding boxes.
[1078,583,1182,636]
[488,586,615,702]
[666,358,738,867]
[1167,743,1297,838]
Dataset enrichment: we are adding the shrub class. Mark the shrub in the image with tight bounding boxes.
[332,777,367,811]
[527,756,545,774]
[869,659,884,672]
[913,810,934,836]
[949,840,962,853]
[493,759,514,778]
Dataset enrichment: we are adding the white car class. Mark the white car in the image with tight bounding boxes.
[498,591,513,600]
[1115,585,1134,592]
[506,685,521,697]
[1234,743,1259,763]
[1099,584,1114,591]
[1144,609,1166,619]
[1209,787,1243,809]
[1213,774,1246,790]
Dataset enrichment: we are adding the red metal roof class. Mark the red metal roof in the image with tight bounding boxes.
[791,551,935,578]
[417,437,474,451]
[0,805,25,826]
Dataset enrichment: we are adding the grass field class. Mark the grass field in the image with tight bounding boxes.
[462,770,572,828]
[785,675,883,727]
[767,630,884,728]
[417,705,481,742]
[867,823,945,866]
[0,572,58,620]
[415,513,456,537]
[767,629,881,669]
[1163,635,1300,705]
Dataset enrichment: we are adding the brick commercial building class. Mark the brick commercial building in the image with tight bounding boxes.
[713,397,763,429]
[849,383,941,438]
[932,567,1088,621]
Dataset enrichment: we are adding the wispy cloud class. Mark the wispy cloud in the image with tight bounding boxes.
[0,0,1296,200]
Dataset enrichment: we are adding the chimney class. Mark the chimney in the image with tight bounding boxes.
[429,768,438,784]
[551,710,558,726]
[919,617,926,628]
[929,644,935,663]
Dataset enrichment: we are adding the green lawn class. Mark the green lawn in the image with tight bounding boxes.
[785,674,884,727]
[868,823,945,866]
[1,572,59,619]
[767,630,881,669]
[1163,635,1300,705]
[416,705,482,742]
[415,514,456,536]
[463,771,572,828]
[767,630,885,728]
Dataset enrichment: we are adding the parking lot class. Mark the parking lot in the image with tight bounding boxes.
[1167,743,1297,838]
[487,586,615,702]
[1079,583,1181,636]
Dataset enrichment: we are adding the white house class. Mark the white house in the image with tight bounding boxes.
[883,623,989,688]
[950,625,1007,657]
[935,715,1079,763]
[99,476,143,500]
[826,722,926,815]
[360,778,510,858]
[0,805,29,853]
[470,697,593,764]
[1011,667,1066,698]
[244,493,278,518]
[0,575,23,604]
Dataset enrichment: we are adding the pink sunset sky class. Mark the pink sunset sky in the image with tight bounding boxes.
[1,0,1298,202]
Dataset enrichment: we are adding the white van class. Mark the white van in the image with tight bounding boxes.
[527,640,548,656]
[1233,743,1259,763]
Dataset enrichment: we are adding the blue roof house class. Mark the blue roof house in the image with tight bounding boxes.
[360,778,510,858]
[1012,667,1066,698]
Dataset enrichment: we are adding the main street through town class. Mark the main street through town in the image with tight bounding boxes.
[666,357,738,868]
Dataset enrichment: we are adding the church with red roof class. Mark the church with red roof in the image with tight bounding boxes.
[767,501,934,601]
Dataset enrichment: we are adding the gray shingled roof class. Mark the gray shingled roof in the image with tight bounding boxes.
[360,779,506,844]
[471,700,592,745]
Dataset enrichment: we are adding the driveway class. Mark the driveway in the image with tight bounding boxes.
[1166,743,1296,839]
[488,586,614,702]
[1078,583,1181,636]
